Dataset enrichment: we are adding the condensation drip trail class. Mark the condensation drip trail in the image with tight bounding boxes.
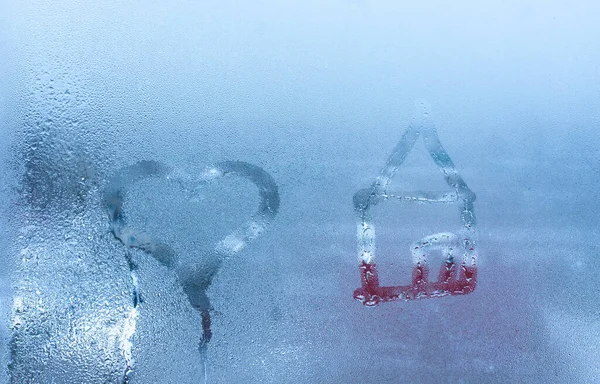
[199,339,208,384]
[120,250,140,384]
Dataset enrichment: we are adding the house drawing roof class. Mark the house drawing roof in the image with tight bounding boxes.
[353,99,476,228]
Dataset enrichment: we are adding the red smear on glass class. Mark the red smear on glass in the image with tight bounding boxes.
[353,261,477,306]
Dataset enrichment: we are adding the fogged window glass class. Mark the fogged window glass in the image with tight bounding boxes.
[1,1,599,383]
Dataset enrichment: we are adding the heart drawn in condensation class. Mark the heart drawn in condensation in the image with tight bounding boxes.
[104,160,280,383]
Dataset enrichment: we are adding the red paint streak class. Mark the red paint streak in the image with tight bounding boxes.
[353,261,477,305]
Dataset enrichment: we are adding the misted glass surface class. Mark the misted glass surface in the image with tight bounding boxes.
[1,1,599,383]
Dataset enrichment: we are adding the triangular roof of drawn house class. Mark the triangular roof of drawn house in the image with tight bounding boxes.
[354,99,475,215]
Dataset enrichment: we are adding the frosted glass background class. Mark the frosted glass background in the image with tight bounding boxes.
[1,1,599,383]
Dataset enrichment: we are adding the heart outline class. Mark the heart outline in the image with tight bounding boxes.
[104,159,279,382]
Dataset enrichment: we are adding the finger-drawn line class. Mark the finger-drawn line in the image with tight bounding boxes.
[105,160,279,383]
[353,100,478,306]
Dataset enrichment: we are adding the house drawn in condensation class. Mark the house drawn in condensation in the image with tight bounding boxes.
[353,100,478,306]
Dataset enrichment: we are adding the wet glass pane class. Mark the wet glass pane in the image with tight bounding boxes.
[1,1,599,383]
